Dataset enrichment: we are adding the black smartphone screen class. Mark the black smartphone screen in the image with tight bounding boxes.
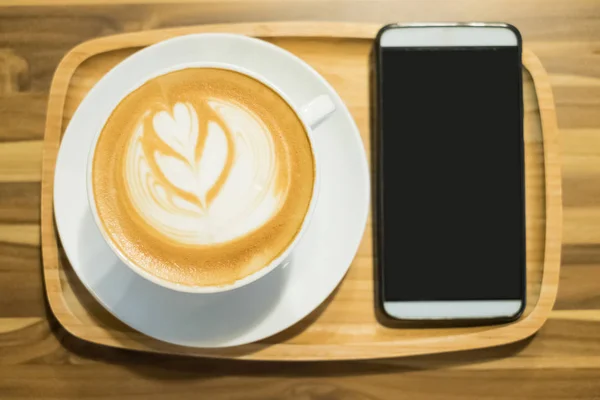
[379,44,524,301]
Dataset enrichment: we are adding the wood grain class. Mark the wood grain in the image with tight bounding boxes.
[0,140,42,182]
[0,0,598,397]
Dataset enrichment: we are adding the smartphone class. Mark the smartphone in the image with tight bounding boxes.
[373,23,525,322]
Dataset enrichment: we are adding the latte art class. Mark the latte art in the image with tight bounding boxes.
[91,68,315,287]
[125,99,284,244]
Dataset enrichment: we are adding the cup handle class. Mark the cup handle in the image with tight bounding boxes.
[300,95,336,130]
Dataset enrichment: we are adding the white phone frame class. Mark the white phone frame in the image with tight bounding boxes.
[379,23,524,321]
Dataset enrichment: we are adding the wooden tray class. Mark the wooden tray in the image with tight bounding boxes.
[41,22,562,361]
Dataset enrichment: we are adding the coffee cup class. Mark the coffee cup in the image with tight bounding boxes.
[87,60,335,293]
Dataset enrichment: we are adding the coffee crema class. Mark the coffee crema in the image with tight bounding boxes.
[92,68,315,287]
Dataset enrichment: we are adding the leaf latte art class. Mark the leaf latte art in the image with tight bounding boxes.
[92,68,315,287]
[125,99,283,244]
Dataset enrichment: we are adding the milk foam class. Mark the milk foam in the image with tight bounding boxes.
[124,99,285,245]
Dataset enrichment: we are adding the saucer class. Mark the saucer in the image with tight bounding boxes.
[53,33,370,348]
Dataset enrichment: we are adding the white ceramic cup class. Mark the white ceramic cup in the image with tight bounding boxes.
[86,61,336,294]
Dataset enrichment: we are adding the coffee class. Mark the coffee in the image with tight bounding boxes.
[91,68,315,287]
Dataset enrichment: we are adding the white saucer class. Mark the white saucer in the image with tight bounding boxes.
[53,34,370,348]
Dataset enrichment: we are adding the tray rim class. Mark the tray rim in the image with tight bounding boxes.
[41,21,562,361]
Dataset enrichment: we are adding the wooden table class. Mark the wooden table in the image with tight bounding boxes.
[1,1,599,398]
